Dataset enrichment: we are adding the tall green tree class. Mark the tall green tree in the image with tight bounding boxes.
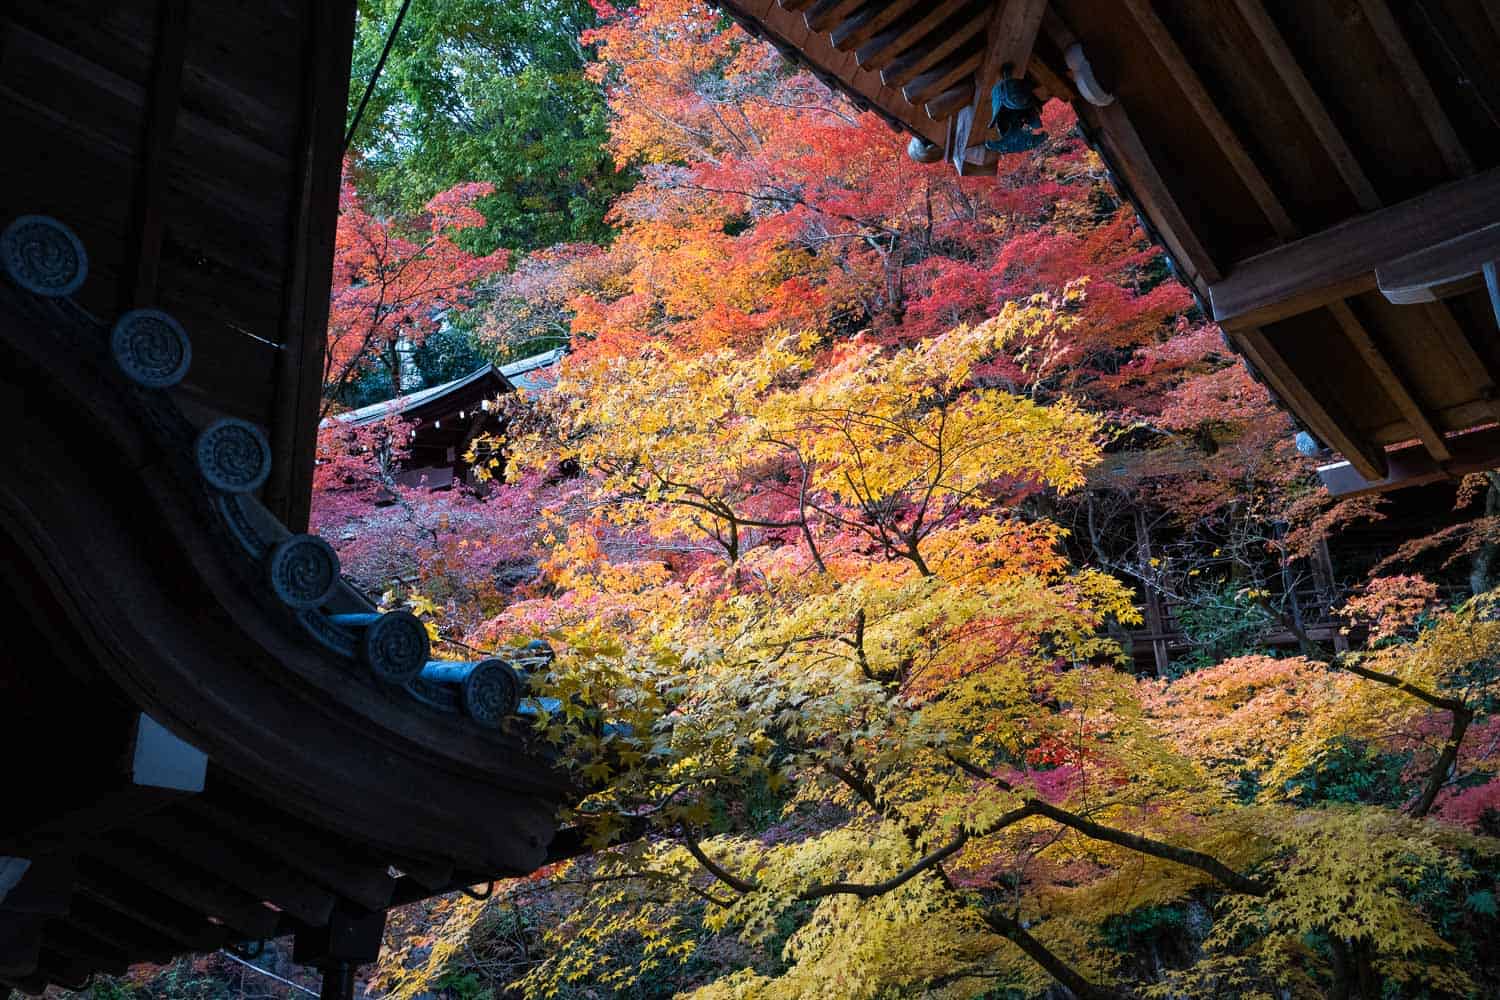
[346,0,632,253]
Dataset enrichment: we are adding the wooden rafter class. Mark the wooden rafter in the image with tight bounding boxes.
[265,1,358,530]
[906,51,980,106]
[1320,424,1500,496]
[928,81,978,120]
[1121,0,1296,239]
[1085,100,1222,288]
[1233,325,1389,481]
[832,0,922,52]
[84,840,282,940]
[883,10,984,88]
[859,0,972,72]
[1326,300,1450,461]
[1356,0,1474,177]
[131,812,337,926]
[806,0,866,33]
[1422,300,1500,416]
[1229,0,1382,213]
[185,798,396,913]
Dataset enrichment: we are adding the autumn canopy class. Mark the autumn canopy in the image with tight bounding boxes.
[284,2,1500,999]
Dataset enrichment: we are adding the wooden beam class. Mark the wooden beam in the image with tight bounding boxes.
[1326,300,1450,461]
[963,0,1048,150]
[982,0,1049,88]
[1422,300,1500,414]
[833,0,922,52]
[265,0,358,530]
[185,799,396,913]
[121,0,188,310]
[1121,0,1296,239]
[1085,100,1222,287]
[1410,0,1500,133]
[882,10,985,88]
[1210,167,1500,327]
[64,896,180,965]
[131,813,336,927]
[4,716,200,858]
[1320,424,1500,496]
[928,82,978,121]
[904,51,981,106]
[1232,325,1389,481]
[1356,0,1474,177]
[1377,221,1500,303]
[805,0,865,33]
[858,0,971,72]
[1229,0,1382,213]
[83,840,281,940]
[74,868,226,953]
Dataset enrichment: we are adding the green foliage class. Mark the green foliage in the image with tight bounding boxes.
[83,981,137,1000]
[1172,584,1275,671]
[412,322,496,384]
[332,323,495,409]
[1283,736,1414,807]
[1098,903,1187,953]
[348,0,632,253]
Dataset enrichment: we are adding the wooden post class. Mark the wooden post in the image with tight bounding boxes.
[1485,260,1500,329]
[1311,535,1349,653]
[1134,509,1171,677]
[295,902,385,1000]
[319,962,355,1000]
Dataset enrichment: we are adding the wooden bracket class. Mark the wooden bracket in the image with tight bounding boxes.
[1377,222,1500,304]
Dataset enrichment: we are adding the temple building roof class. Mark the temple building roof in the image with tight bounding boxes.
[329,347,565,428]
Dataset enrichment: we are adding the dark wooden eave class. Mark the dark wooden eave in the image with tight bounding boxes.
[714,0,1500,495]
[0,276,570,995]
[1,2,573,991]
[2,0,350,530]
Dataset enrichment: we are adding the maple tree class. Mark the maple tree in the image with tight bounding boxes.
[323,171,510,413]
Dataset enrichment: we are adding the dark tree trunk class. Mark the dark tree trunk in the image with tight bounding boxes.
[1470,471,1500,596]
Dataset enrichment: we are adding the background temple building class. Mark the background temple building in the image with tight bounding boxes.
[328,349,564,493]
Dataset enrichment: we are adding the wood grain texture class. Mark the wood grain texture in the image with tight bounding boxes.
[1228,0,1381,213]
[1356,0,1474,177]
[1326,299,1449,461]
[1120,0,1296,239]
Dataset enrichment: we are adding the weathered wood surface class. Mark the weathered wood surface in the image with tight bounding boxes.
[1,0,338,503]
[0,2,572,986]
